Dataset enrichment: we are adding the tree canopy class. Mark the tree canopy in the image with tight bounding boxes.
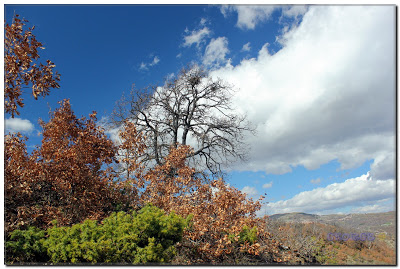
[112,66,255,178]
[4,14,60,117]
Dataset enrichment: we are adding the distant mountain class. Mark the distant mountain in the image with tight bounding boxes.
[269,212,320,223]
[269,211,396,238]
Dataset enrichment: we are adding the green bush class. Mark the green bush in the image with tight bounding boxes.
[239,225,258,244]
[6,205,189,264]
[6,226,48,264]
[226,225,258,246]
[44,205,189,264]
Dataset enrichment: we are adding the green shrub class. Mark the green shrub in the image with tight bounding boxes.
[226,225,258,246]
[239,225,258,244]
[6,226,48,264]
[44,205,189,264]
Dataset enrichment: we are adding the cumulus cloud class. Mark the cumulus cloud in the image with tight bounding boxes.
[211,6,395,179]
[5,118,35,134]
[221,5,276,30]
[241,42,251,52]
[264,173,395,214]
[277,5,309,38]
[281,5,308,20]
[221,5,308,31]
[242,186,258,196]
[98,116,122,144]
[203,37,230,67]
[183,27,211,48]
[369,152,395,181]
[140,55,160,71]
[262,181,273,188]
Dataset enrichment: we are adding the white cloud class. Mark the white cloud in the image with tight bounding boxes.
[221,5,277,30]
[241,42,251,52]
[264,173,395,214]
[352,202,393,214]
[220,5,231,18]
[203,37,229,67]
[221,5,308,31]
[5,118,34,134]
[105,127,121,145]
[277,6,309,38]
[369,151,395,181]
[139,62,147,70]
[200,17,207,25]
[210,6,395,177]
[140,55,160,71]
[262,181,273,188]
[310,178,321,184]
[152,56,160,65]
[183,27,211,48]
[98,116,124,145]
[281,5,308,20]
[242,186,258,196]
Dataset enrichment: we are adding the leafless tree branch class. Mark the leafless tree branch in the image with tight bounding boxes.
[111,65,256,178]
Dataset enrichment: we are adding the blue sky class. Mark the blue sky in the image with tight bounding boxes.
[4,5,396,215]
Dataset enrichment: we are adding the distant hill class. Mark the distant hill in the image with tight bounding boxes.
[269,211,396,239]
[269,212,320,223]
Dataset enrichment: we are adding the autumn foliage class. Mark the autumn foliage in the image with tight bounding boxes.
[5,14,60,117]
[5,100,122,232]
[6,102,289,264]
[117,124,288,264]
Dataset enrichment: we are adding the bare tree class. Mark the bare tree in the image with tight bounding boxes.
[111,66,255,178]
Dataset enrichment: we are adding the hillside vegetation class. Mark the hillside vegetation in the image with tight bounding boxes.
[266,211,396,265]
[270,211,395,237]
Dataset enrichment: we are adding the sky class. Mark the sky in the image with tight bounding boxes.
[3,4,396,215]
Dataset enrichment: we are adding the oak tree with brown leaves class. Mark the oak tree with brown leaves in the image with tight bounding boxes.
[117,123,289,264]
[5,100,123,232]
[5,14,60,117]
